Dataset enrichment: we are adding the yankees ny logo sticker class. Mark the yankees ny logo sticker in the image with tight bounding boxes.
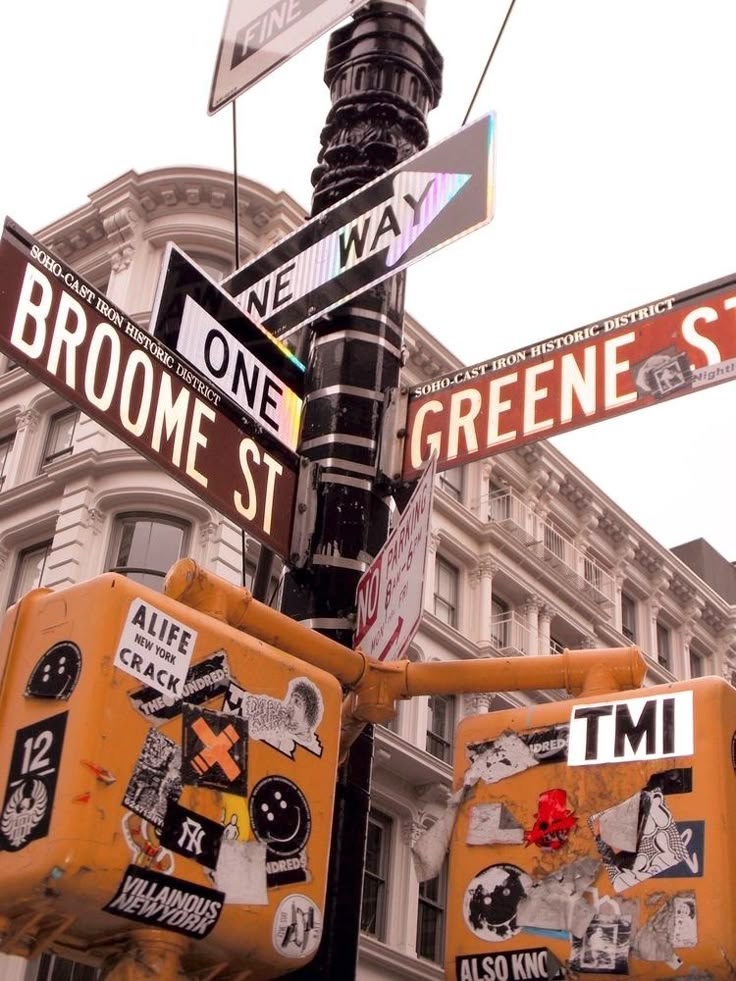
[182,705,248,796]
[160,799,224,869]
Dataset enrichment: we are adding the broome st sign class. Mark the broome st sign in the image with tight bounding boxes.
[0,221,299,558]
[403,271,736,478]
[223,113,495,338]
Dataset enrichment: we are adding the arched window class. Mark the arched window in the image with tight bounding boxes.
[107,513,189,590]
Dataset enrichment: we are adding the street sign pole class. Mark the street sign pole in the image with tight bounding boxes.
[278,4,442,978]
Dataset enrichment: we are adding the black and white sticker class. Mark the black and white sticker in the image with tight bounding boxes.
[456,948,563,981]
[463,864,531,942]
[114,599,196,698]
[249,776,311,859]
[568,690,694,766]
[25,642,82,700]
[122,728,182,828]
[182,705,248,796]
[223,677,323,759]
[272,894,322,959]
[518,725,569,765]
[0,712,67,852]
[128,650,231,722]
[159,800,224,869]
[103,864,224,938]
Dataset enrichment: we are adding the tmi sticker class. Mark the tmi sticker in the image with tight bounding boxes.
[568,690,694,766]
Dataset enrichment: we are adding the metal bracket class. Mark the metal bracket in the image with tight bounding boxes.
[376,385,409,484]
[288,458,320,568]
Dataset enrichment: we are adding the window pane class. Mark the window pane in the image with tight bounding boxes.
[426,694,454,763]
[43,409,78,467]
[438,468,463,501]
[9,541,51,605]
[621,592,637,642]
[361,813,390,939]
[656,622,671,668]
[434,557,458,627]
[109,515,187,590]
[416,861,446,963]
[0,434,14,491]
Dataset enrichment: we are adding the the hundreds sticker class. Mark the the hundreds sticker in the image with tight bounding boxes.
[128,650,231,722]
[103,865,224,938]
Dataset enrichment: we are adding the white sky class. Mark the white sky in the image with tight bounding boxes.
[2,1,736,560]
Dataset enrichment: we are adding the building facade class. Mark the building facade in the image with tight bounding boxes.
[1,168,734,981]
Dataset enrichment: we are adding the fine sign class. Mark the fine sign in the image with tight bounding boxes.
[0,220,300,558]
[209,0,372,114]
[223,114,495,339]
[354,455,436,661]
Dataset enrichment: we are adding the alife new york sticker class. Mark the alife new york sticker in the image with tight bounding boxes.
[114,600,197,698]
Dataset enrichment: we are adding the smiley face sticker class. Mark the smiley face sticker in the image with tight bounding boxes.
[26,642,82,700]
[249,776,311,858]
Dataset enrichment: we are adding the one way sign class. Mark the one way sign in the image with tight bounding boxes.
[222,113,496,338]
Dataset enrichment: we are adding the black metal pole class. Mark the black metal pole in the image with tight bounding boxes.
[280,3,442,977]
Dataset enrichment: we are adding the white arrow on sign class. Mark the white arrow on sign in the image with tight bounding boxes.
[354,455,436,662]
[223,113,496,338]
[234,171,470,326]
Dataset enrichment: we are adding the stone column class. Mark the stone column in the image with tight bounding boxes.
[12,407,40,485]
[424,530,440,610]
[538,605,555,656]
[522,595,540,655]
[473,556,496,646]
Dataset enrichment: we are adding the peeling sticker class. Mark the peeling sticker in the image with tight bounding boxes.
[182,705,247,796]
[412,788,465,881]
[463,864,531,942]
[122,811,175,874]
[655,821,703,878]
[128,650,231,722]
[569,895,637,974]
[114,599,196,698]
[634,892,697,965]
[25,641,82,700]
[465,732,539,788]
[122,728,182,828]
[223,677,324,759]
[645,767,693,796]
[517,857,599,938]
[523,789,577,851]
[590,789,689,893]
[518,725,569,765]
[272,893,322,958]
[467,803,524,846]
[456,948,564,981]
[568,690,694,766]
[214,838,268,905]
[103,865,224,938]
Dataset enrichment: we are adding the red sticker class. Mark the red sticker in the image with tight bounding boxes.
[524,789,577,850]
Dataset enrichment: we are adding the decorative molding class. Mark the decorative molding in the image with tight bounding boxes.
[110,244,135,273]
[0,545,9,572]
[80,506,104,535]
[15,408,40,433]
[401,818,424,847]
[199,521,219,546]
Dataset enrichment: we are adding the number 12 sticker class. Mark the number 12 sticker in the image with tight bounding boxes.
[0,712,68,852]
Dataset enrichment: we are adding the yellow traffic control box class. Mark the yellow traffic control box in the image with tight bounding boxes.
[447,678,736,980]
[0,573,342,978]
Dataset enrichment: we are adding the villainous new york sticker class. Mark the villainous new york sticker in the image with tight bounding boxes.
[103,865,224,938]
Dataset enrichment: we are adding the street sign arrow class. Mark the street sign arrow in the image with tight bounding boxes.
[0,220,300,559]
[150,244,306,452]
[209,0,372,115]
[222,113,496,339]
